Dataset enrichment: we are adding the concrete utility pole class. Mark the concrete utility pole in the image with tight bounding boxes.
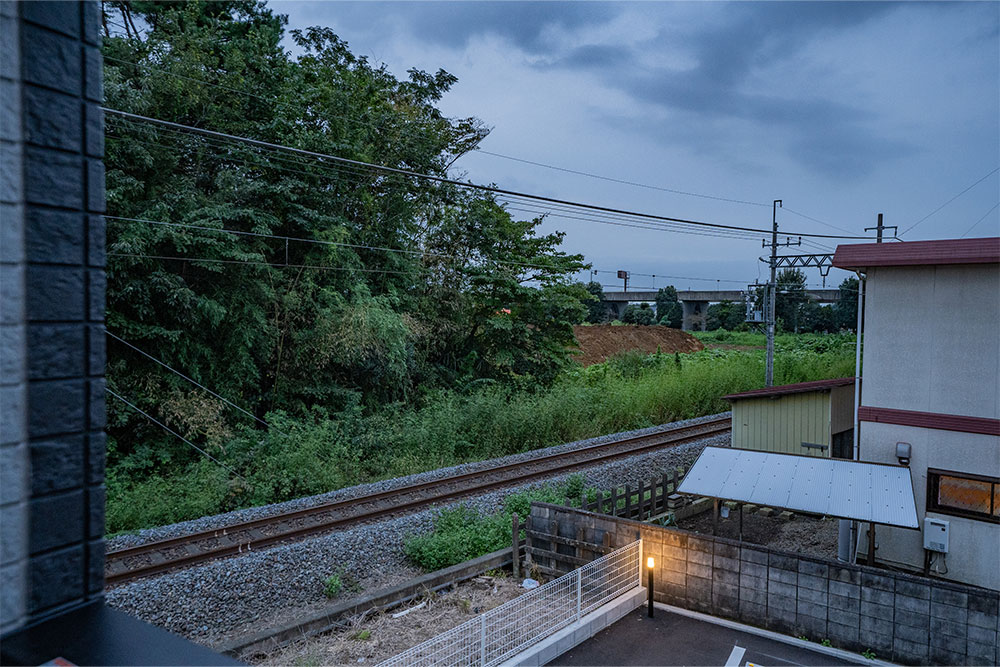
[766,201,781,387]
[762,200,802,386]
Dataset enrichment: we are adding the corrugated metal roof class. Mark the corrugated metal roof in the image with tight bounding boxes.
[833,237,1000,270]
[677,447,918,528]
[724,377,854,401]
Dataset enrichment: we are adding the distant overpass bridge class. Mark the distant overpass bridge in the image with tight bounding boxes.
[601,289,841,331]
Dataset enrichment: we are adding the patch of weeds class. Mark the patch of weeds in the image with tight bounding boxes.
[404,476,598,571]
[323,571,343,598]
[352,629,371,641]
[483,568,508,578]
[797,635,809,641]
[820,639,832,647]
[861,649,877,660]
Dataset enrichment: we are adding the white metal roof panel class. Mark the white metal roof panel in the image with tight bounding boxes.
[677,447,919,528]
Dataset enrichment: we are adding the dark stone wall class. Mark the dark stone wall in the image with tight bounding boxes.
[530,502,1000,666]
[0,0,105,634]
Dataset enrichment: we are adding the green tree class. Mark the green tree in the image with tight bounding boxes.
[775,268,808,333]
[622,302,655,325]
[101,1,587,475]
[655,286,682,328]
[584,281,606,323]
[705,300,745,331]
[833,276,859,331]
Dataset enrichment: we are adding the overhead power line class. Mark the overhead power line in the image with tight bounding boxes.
[107,388,246,481]
[106,215,575,274]
[474,150,770,208]
[901,166,1000,235]
[103,108,877,241]
[106,330,286,434]
[960,202,1000,238]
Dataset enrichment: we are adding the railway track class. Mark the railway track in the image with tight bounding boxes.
[105,416,730,586]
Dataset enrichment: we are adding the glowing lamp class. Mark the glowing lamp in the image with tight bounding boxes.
[647,556,655,569]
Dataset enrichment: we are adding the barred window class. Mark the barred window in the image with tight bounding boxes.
[927,469,1000,523]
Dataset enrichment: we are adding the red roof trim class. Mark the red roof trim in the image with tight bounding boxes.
[832,237,1000,270]
[724,377,855,401]
[859,406,1000,436]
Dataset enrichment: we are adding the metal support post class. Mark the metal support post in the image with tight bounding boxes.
[480,614,486,665]
[576,569,582,621]
[647,566,654,618]
[867,522,876,566]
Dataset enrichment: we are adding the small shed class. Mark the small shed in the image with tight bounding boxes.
[724,378,855,458]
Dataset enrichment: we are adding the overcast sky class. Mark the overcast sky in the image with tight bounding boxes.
[274,1,999,290]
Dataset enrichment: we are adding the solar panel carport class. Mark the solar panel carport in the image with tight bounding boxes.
[678,447,919,528]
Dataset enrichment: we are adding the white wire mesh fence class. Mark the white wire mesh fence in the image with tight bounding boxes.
[379,540,641,667]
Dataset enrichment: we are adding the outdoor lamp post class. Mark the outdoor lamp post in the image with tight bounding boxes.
[646,556,655,617]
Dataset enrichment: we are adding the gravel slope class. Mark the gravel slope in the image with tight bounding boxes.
[106,413,730,647]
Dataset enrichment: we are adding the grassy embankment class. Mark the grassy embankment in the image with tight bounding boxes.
[106,332,856,534]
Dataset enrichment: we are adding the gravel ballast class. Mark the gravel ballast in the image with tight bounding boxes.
[105,413,730,647]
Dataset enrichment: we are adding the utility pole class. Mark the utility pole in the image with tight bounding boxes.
[618,269,629,292]
[766,201,781,387]
[864,213,897,244]
[762,200,801,386]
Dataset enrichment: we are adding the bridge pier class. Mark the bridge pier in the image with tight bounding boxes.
[682,300,708,331]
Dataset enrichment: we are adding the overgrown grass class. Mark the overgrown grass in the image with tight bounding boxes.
[403,476,593,571]
[106,334,856,534]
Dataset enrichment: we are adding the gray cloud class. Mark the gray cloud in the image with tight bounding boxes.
[308,1,617,53]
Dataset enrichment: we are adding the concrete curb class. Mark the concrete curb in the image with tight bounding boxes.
[218,547,516,658]
[652,602,898,666]
[503,587,647,667]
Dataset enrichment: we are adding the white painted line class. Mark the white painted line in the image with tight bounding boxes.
[724,644,746,667]
[652,602,898,666]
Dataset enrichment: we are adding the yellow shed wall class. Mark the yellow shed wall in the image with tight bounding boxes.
[730,391,831,457]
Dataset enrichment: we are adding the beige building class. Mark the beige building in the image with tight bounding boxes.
[725,378,855,458]
[833,237,1000,591]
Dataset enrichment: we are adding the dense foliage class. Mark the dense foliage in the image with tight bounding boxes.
[103,1,591,498]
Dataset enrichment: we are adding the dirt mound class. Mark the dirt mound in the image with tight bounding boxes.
[571,325,704,366]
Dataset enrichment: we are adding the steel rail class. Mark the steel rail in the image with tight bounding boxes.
[105,417,730,586]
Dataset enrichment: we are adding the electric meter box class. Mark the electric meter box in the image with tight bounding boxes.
[923,517,950,553]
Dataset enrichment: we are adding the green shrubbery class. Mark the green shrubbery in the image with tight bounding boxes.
[403,477,591,571]
[106,336,855,534]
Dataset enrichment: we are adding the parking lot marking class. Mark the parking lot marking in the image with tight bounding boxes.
[725,645,747,667]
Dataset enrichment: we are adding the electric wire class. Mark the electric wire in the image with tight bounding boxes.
[106,215,578,273]
[959,202,1000,238]
[473,149,771,208]
[106,330,285,434]
[108,252,433,276]
[107,388,247,481]
[102,108,877,241]
[901,166,1000,235]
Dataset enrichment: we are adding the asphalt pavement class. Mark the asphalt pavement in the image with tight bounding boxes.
[548,607,863,666]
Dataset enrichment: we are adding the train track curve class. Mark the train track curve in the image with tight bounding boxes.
[106,416,730,586]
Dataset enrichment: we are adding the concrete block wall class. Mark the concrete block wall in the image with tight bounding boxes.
[530,503,1000,666]
[0,0,105,635]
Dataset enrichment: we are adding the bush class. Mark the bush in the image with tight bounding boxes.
[403,477,591,571]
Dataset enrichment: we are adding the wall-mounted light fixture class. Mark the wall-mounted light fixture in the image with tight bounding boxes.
[646,556,655,617]
[896,442,911,466]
